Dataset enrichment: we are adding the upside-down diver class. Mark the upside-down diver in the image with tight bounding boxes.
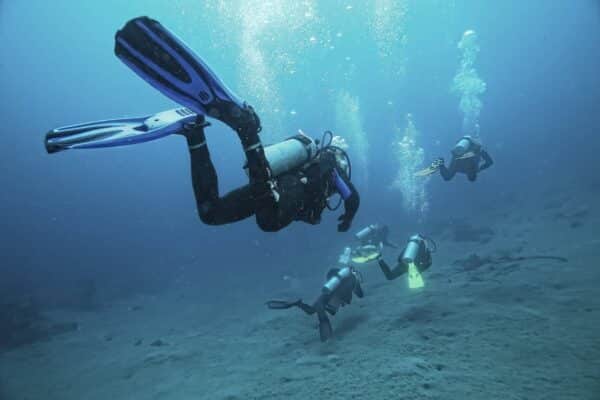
[45,16,360,232]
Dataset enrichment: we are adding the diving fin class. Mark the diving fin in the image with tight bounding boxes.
[45,108,197,153]
[114,17,248,131]
[351,253,380,264]
[414,158,444,177]
[407,262,425,289]
[265,300,301,310]
[318,313,333,342]
[414,166,438,177]
[351,245,381,264]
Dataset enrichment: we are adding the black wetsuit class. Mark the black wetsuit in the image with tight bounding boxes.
[184,113,359,232]
[378,245,432,280]
[266,267,364,341]
[440,149,493,182]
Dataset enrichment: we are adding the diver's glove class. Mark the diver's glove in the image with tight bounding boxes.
[252,179,280,204]
[337,185,359,232]
[432,157,444,168]
[337,214,352,232]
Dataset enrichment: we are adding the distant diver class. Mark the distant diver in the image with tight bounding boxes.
[416,135,493,181]
[377,234,436,289]
[44,16,359,232]
[355,223,398,248]
[266,266,364,342]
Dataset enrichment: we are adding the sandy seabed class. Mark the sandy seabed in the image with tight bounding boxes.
[2,189,599,400]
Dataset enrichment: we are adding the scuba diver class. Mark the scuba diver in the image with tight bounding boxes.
[44,16,359,232]
[377,234,436,288]
[266,266,364,342]
[355,224,398,248]
[342,224,398,265]
[416,135,493,181]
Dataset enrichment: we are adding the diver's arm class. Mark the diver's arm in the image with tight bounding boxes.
[377,259,407,280]
[479,150,493,171]
[334,170,360,232]
[439,158,456,181]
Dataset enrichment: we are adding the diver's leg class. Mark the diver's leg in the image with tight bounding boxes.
[266,299,315,315]
[184,121,254,225]
[295,301,317,315]
[467,170,478,182]
[317,308,333,342]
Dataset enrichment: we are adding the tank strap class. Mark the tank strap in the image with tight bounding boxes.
[244,142,262,152]
[188,140,206,150]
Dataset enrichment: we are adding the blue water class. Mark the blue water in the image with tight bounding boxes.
[1,0,599,304]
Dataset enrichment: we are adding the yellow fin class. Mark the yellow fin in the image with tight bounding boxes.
[351,253,379,264]
[408,262,424,289]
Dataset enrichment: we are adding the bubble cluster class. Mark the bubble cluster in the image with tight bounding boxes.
[391,114,429,215]
[334,90,369,186]
[452,30,486,138]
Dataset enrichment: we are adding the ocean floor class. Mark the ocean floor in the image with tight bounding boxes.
[1,188,599,400]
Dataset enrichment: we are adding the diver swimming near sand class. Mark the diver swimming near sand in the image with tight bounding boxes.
[416,135,493,181]
[44,16,359,233]
[266,266,364,342]
[355,224,398,248]
[377,234,436,289]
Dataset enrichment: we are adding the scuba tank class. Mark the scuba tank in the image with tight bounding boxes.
[323,267,352,293]
[452,135,481,157]
[244,132,318,177]
[401,234,436,290]
[355,224,379,242]
[338,247,352,266]
[401,234,427,264]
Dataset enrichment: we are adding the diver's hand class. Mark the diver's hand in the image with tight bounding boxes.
[251,179,280,204]
[337,215,352,232]
[432,157,444,167]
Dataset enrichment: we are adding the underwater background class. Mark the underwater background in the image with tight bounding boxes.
[1,1,599,399]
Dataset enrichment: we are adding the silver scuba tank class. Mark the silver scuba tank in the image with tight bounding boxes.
[244,131,318,177]
[338,247,352,266]
[452,136,472,157]
[452,135,482,157]
[323,267,352,293]
[355,224,377,241]
[323,275,341,293]
[402,234,425,264]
